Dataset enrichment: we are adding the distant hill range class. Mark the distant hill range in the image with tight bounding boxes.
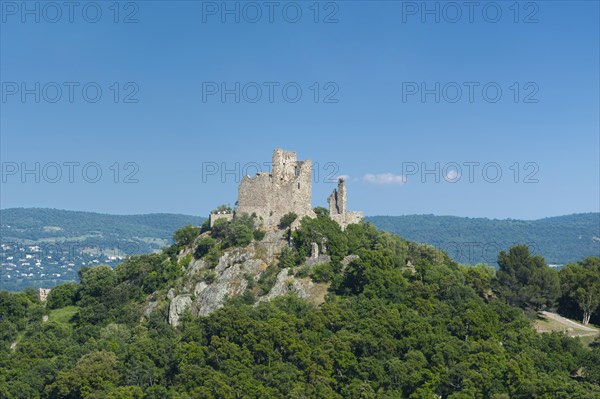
[368,213,600,265]
[0,208,598,291]
[0,208,204,291]
[0,208,204,250]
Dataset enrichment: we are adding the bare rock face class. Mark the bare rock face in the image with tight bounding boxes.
[164,230,330,326]
[143,301,158,318]
[168,294,192,326]
[192,249,265,316]
[258,269,328,306]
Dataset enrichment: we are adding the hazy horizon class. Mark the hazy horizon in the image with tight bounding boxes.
[1,206,598,222]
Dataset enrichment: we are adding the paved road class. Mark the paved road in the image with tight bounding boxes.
[540,311,599,335]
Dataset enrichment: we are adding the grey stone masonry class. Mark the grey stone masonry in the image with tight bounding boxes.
[210,148,362,230]
[237,148,316,227]
[328,177,363,230]
[209,212,233,227]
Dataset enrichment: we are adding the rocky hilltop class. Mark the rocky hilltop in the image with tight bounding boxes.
[160,148,370,325]
[165,229,344,326]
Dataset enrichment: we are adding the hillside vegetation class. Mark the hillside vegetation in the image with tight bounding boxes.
[1,213,600,398]
[1,209,598,291]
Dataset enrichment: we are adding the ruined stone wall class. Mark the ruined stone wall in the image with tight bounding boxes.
[209,213,233,227]
[328,177,362,230]
[331,212,364,230]
[231,149,361,230]
[237,149,315,227]
[328,178,347,215]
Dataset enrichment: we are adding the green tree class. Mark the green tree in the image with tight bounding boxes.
[462,264,495,298]
[495,245,560,310]
[279,212,298,229]
[105,386,144,399]
[292,215,348,264]
[560,257,600,324]
[78,266,117,300]
[195,237,217,259]
[313,207,329,217]
[46,282,79,309]
[173,225,200,248]
[45,351,120,399]
[211,213,259,248]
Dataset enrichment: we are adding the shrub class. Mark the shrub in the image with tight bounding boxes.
[292,215,348,265]
[311,263,333,283]
[228,223,254,247]
[195,237,217,259]
[212,213,262,248]
[258,264,281,296]
[204,244,222,268]
[279,212,298,229]
[241,290,256,305]
[244,273,256,289]
[202,271,217,284]
[173,225,200,248]
[179,254,193,268]
[295,266,310,278]
[46,282,79,309]
[200,218,211,233]
[279,246,300,268]
[313,206,329,217]
[253,229,266,241]
[214,204,233,213]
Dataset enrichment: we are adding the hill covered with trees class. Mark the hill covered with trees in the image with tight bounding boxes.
[0,209,203,291]
[1,212,600,398]
[0,208,203,243]
[1,209,597,292]
[367,213,600,265]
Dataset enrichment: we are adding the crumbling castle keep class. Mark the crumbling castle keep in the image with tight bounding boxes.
[209,148,362,230]
[237,148,316,226]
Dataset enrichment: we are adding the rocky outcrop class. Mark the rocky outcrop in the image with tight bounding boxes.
[168,294,192,326]
[192,249,265,316]
[305,254,331,268]
[143,301,158,318]
[257,269,328,306]
[162,230,332,326]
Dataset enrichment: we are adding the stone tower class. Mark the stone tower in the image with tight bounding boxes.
[328,177,347,215]
[328,177,363,230]
[236,148,315,227]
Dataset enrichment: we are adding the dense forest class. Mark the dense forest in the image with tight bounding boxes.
[1,212,600,398]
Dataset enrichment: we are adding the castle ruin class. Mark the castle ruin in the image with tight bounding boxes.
[212,148,362,230]
[236,148,316,227]
[328,177,364,229]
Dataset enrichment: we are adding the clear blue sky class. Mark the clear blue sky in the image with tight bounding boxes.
[1,1,598,219]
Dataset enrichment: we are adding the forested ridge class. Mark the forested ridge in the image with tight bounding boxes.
[1,213,600,398]
[368,213,600,265]
[0,208,203,242]
[2,208,597,265]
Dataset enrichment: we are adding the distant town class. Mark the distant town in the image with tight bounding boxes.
[0,241,128,291]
